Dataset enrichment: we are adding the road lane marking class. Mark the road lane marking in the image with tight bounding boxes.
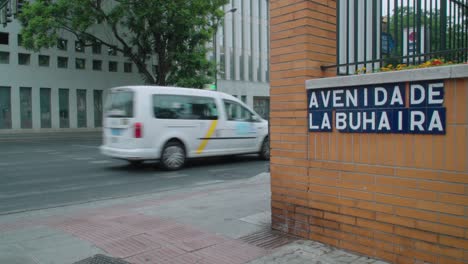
[90,160,112,164]
[161,173,188,179]
[72,145,99,149]
[193,180,225,186]
[73,157,93,161]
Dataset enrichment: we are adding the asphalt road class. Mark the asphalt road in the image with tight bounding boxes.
[0,132,269,215]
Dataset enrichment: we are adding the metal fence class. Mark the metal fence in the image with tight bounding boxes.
[325,0,468,75]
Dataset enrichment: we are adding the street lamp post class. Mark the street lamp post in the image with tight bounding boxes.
[213,7,237,91]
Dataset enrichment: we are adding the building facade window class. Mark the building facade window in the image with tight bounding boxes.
[108,46,117,56]
[40,88,52,128]
[92,42,102,54]
[0,86,12,129]
[75,40,85,52]
[0,51,10,64]
[94,90,103,127]
[77,89,87,128]
[57,57,68,68]
[0,32,9,45]
[18,53,30,65]
[57,38,67,51]
[59,88,69,128]
[76,58,86,69]
[17,34,23,46]
[253,96,269,120]
[92,60,102,71]
[109,61,118,72]
[124,62,132,73]
[38,55,50,67]
[20,87,32,129]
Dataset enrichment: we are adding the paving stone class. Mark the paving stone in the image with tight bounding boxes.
[124,245,186,264]
[239,212,271,227]
[194,240,267,264]
[0,226,62,245]
[22,235,104,264]
[246,240,389,264]
[0,244,37,264]
[99,234,163,258]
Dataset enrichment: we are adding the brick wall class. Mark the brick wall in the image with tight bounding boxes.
[270,1,468,264]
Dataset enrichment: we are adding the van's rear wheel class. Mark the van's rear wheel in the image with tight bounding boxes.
[259,137,270,160]
[161,141,186,170]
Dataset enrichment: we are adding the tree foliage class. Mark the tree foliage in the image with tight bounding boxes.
[386,5,467,64]
[19,0,229,88]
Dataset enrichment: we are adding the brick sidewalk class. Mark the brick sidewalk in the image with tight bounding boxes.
[0,173,388,264]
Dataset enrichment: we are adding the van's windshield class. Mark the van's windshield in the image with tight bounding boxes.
[105,90,134,118]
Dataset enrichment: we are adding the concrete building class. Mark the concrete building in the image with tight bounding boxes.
[0,0,270,132]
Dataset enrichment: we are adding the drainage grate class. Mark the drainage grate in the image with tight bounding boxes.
[238,228,297,250]
[73,254,131,264]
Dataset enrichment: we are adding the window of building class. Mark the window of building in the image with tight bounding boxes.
[57,38,67,51]
[109,61,118,72]
[153,95,218,120]
[241,95,247,104]
[94,90,103,127]
[108,46,117,56]
[59,88,69,128]
[124,62,132,73]
[0,32,8,45]
[0,86,12,129]
[253,96,269,120]
[57,57,68,68]
[92,42,102,54]
[40,88,52,128]
[20,87,32,129]
[76,58,86,69]
[17,34,23,46]
[38,55,50,67]
[77,89,87,128]
[0,51,9,64]
[93,60,102,71]
[75,40,85,52]
[18,53,30,65]
[92,60,103,71]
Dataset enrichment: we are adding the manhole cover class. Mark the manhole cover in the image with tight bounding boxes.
[73,254,131,264]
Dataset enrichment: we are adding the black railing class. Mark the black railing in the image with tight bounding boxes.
[324,0,468,75]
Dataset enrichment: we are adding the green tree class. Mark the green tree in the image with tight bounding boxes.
[386,4,467,64]
[19,0,229,88]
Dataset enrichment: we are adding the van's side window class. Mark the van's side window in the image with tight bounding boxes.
[223,100,257,122]
[153,95,218,120]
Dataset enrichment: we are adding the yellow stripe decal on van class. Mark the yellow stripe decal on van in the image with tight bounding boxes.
[196,120,218,154]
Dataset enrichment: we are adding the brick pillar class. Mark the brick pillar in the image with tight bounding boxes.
[270,0,337,237]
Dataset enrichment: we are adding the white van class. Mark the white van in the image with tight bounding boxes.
[100,86,269,170]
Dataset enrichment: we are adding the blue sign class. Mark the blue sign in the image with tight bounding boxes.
[381,32,395,54]
[308,80,446,134]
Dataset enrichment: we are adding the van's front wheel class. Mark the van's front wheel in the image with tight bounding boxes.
[160,142,186,170]
[259,137,270,160]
